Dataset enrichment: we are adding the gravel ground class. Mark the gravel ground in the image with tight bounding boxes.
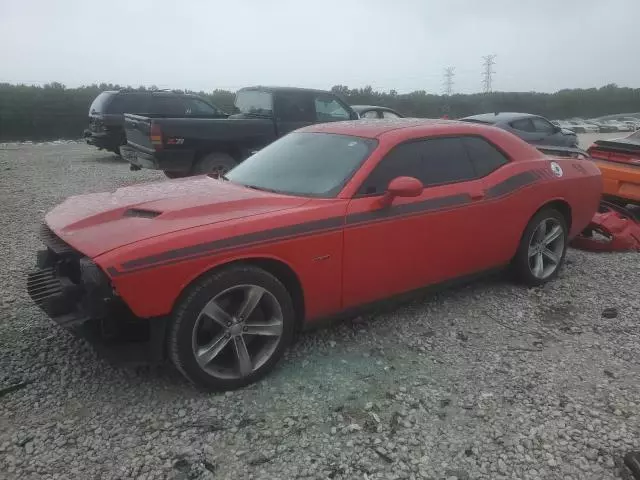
[1,140,639,480]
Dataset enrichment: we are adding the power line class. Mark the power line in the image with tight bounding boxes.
[482,55,496,93]
[443,67,455,96]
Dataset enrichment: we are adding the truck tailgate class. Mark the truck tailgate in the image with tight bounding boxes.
[124,114,154,152]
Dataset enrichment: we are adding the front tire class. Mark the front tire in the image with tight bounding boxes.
[168,265,295,391]
[512,208,568,286]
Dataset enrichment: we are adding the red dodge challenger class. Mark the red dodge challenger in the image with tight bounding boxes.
[28,119,602,390]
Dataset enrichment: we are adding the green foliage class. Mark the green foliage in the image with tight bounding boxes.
[1,82,640,141]
[0,83,237,141]
[330,84,640,120]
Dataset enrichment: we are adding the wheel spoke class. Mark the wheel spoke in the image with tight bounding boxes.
[243,320,283,337]
[196,333,231,366]
[542,248,560,264]
[532,252,544,277]
[236,286,265,320]
[233,336,253,377]
[543,225,562,245]
[534,220,547,243]
[528,245,538,258]
[200,300,233,327]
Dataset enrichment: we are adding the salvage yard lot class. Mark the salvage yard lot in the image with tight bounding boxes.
[1,138,639,480]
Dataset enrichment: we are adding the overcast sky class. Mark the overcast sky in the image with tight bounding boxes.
[2,0,639,94]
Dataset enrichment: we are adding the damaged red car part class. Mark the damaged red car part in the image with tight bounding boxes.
[571,201,640,252]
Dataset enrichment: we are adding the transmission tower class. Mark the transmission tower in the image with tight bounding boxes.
[482,55,496,93]
[443,67,455,96]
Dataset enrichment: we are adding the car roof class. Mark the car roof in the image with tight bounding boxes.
[237,85,334,95]
[300,118,490,139]
[104,90,204,99]
[461,112,541,123]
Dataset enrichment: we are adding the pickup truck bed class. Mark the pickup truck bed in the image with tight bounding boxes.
[123,113,278,175]
[122,86,358,178]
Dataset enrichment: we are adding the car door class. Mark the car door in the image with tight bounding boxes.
[342,136,498,308]
[273,90,316,136]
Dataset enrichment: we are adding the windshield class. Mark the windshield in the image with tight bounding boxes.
[235,90,273,116]
[88,92,114,114]
[226,132,377,197]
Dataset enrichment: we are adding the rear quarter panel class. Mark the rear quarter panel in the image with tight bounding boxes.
[472,156,601,263]
[95,200,348,320]
[529,157,602,237]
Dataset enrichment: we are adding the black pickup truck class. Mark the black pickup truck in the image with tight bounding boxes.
[84,90,227,155]
[122,86,358,178]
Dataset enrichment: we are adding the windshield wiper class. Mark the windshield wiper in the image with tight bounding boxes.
[243,183,281,194]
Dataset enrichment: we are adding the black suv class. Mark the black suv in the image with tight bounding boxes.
[84,90,227,154]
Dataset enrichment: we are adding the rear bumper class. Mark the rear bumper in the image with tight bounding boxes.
[26,226,168,364]
[83,130,122,151]
[594,160,640,203]
[121,145,196,173]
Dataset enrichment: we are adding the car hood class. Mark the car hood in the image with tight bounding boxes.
[45,176,309,258]
[561,128,576,135]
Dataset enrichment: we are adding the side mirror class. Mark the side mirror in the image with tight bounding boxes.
[378,176,423,207]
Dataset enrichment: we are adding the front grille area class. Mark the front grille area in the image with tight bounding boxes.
[39,223,75,255]
[27,223,168,364]
[28,224,98,328]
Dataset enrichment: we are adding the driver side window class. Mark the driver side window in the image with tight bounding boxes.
[357,137,476,196]
[510,118,536,133]
[532,117,555,134]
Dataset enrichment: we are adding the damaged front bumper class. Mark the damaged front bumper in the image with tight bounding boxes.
[26,224,168,364]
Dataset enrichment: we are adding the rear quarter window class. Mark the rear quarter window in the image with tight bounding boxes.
[461,136,509,177]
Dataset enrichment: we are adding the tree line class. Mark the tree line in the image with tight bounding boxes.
[1,82,640,141]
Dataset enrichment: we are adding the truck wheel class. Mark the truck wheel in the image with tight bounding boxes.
[168,265,295,391]
[193,152,237,178]
[512,208,568,286]
[164,171,189,179]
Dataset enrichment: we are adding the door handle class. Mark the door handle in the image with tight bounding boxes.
[470,190,485,201]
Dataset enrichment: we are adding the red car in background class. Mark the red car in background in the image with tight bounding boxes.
[27,119,602,390]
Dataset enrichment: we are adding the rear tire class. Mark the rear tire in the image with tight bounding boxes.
[168,265,295,391]
[512,208,568,286]
[192,152,237,178]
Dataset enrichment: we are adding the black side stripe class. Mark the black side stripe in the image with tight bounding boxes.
[347,193,471,225]
[486,171,537,198]
[120,216,344,271]
[108,171,539,276]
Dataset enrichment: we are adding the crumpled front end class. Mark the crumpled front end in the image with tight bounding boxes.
[26,223,167,363]
[27,224,113,326]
